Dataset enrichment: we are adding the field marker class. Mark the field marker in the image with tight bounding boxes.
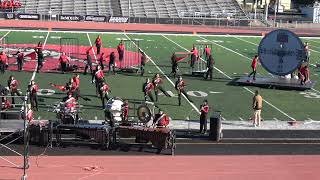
[164,35,296,121]
[239,117,244,121]
[86,33,98,64]
[209,91,223,94]
[123,33,201,115]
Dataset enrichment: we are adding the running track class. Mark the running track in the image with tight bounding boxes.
[1,155,319,180]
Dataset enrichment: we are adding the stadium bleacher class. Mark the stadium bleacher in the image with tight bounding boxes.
[14,0,247,19]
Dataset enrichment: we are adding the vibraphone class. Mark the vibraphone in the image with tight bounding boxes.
[118,126,176,155]
[56,124,114,149]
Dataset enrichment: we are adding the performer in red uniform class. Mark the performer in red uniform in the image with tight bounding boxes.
[28,80,39,111]
[59,52,70,73]
[117,41,125,67]
[99,82,111,109]
[95,35,102,55]
[190,46,199,71]
[26,105,34,122]
[153,109,170,128]
[299,65,310,85]
[65,94,77,112]
[8,75,22,104]
[152,73,171,102]
[200,100,209,134]
[142,78,154,102]
[175,76,193,106]
[122,100,129,122]
[0,51,8,74]
[203,45,211,61]
[94,65,105,94]
[248,55,259,81]
[1,97,11,111]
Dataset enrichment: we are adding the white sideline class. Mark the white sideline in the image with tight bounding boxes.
[122,33,201,115]
[233,36,320,94]
[162,34,296,121]
[1,28,320,39]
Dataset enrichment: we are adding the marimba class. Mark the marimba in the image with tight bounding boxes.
[118,126,176,155]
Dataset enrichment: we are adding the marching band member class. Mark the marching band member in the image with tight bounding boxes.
[99,82,111,109]
[152,73,171,102]
[29,80,39,111]
[140,51,147,76]
[299,65,310,85]
[153,109,170,128]
[65,93,77,112]
[98,52,105,70]
[199,100,209,134]
[26,104,34,122]
[169,53,188,78]
[190,46,199,71]
[175,76,193,106]
[35,41,44,73]
[95,65,105,94]
[304,42,310,63]
[0,51,8,74]
[248,55,259,81]
[1,97,11,111]
[203,45,211,61]
[71,74,81,99]
[122,100,129,122]
[95,35,102,55]
[59,52,70,74]
[205,55,214,80]
[108,52,116,74]
[117,41,125,66]
[15,49,24,71]
[84,48,93,75]
[142,78,155,102]
[8,75,22,104]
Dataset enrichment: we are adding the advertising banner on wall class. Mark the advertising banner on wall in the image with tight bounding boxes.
[108,16,129,23]
[17,13,40,20]
[59,15,82,21]
[85,15,107,22]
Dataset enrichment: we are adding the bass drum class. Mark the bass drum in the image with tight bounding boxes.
[137,104,152,124]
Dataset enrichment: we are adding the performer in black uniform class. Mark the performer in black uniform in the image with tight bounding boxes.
[205,55,214,80]
[84,50,93,75]
[152,73,171,102]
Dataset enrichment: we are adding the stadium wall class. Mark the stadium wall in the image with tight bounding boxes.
[0,19,319,36]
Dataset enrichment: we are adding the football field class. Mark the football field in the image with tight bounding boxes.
[0,29,320,122]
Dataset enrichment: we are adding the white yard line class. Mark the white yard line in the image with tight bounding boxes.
[123,33,201,115]
[163,35,296,121]
[0,30,11,40]
[86,33,98,64]
[231,36,320,94]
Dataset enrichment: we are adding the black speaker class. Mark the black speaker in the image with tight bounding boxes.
[209,111,222,141]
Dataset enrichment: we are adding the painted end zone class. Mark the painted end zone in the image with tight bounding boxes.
[5,44,140,72]
[0,156,319,180]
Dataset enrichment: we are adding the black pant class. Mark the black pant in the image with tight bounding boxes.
[0,62,5,74]
[140,65,145,76]
[144,91,154,102]
[99,61,104,70]
[11,90,22,104]
[190,55,196,68]
[84,63,92,75]
[95,78,104,95]
[61,62,67,73]
[248,67,256,80]
[30,94,38,111]
[96,44,101,55]
[205,68,213,80]
[100,92,110,109]
[154,85,170,102]
[37,61,43,72]
[177,89,193,106]
[170,66,177,78]
[17,60,23,71]
[200,114,207,133]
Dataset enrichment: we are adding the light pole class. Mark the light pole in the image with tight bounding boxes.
[128,0,131,22]
[254,0,258,19]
